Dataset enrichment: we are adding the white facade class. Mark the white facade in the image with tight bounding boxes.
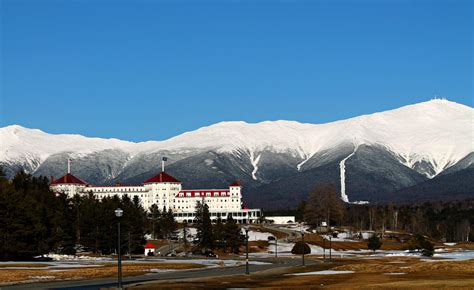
[265,216,296,224]
[50,171,261,223]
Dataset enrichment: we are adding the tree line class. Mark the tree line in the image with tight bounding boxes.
[193,201,246,254]
[299,184,473,242]
[0,169,246,260]
[0,170,150,260]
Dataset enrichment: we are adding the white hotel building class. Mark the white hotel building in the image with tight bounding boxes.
[50,169,261,223]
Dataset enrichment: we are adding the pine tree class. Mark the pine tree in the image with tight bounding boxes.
[213,218,225,250]
[182,222,189,249]
[223,215,244,254]
[195,200,214,251]
[367,234,382,252]
[148,204,161,240]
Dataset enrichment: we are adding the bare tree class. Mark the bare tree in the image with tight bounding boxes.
[304,184,346,227]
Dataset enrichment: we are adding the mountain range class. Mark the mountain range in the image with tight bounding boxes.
[1,99,472,208]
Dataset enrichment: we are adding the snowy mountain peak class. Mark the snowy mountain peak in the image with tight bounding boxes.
[0,100,472,178]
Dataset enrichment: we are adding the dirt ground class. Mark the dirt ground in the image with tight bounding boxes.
[131,257,474,289]
[0,262,205,285]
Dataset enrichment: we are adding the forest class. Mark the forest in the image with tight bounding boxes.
[1,170,472,260]
[0,169,244,260]
[296,184,473,242]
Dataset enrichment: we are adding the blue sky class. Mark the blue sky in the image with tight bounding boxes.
[1,0,472,141]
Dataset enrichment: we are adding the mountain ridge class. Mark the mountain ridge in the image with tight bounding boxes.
[1,99,472,206]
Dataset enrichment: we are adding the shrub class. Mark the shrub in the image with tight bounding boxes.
[291,241,311,255]
[407,234,434,257]
[367,234,382,252]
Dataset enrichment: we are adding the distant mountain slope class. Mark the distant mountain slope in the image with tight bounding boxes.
[0,99,472,206]
[383,168,474,203]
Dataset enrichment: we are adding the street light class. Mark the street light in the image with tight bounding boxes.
[244,225,249,275]
[329,236,332,260]
[323,238,326,260]
[301,229,305,266]
[275,237,278,259]
[115,208,123,290]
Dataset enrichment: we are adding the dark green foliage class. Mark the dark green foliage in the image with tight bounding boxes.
[367,234,382,252]
[291,241,310,255]
[161,208,178,240]
[182,222,189,248]
[210,215,245,253]
[407,234,435,257]
[0,169,148,260]
[213,218,225,249]
[223,215,245,253]
[148,204,161,240]
[194,201,214,250]
[0,171,71,260]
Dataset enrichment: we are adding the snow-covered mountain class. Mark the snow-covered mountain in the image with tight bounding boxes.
[1,99,472,207]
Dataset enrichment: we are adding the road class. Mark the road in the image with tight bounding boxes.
[1,257,315,290]
[154,241,179,257]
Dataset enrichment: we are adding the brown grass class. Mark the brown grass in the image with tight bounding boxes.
[131,256,474,289]
[0,263,50,268]
[250,225,287,239]
[454,242,474,250]
[0,262,206,285]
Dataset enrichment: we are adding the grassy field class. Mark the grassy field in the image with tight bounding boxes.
[131,257,474,289]
[0,262,206,285]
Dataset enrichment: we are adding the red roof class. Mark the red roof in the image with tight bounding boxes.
[144,171,181,184]
[51,173,87,185]
[230,180,241,187]
[144,242,155,249]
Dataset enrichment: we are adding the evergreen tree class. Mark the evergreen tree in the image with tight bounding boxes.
[195,200,214,250]
[223,215,244,254]
[182,222,189,249]
[291,241,311,254]
[407,234,434,257]
[213,218,225,250]
[160,208,177,240]
[367,234,382,252]
[148,204,161,240]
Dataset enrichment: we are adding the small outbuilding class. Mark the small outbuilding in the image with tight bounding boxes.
[144,242,155,256]
[265,216,295,224]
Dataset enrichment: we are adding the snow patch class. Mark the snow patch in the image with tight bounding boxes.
[290,270,354,276]
[249,151,261,180]
[339,146,357,202]
[296,153,313,171]
[1,100,472,179]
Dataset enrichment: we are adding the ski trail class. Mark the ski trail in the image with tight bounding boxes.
[297,153,313,171]
[339,146,358,203]
[249,151,261,181]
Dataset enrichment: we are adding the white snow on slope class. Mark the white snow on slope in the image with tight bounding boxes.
[249,151,262,180]
[1,99,472,177]
[0,125,135,169]
[339,146,358,202]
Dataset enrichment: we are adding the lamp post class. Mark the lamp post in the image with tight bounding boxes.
[301,229,305,266]
[275,238,278,258]
[329,236,332,260]
[323,238,326,260]
[115,208,123,290]
[244,225,249,275]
